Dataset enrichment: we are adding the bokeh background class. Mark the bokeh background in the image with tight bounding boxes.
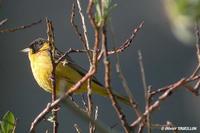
[0,0,200,132]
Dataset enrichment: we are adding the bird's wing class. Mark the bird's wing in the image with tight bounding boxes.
[54,49,104,87]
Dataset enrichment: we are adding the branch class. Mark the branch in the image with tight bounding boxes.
[102,24,131,132]
[46,18,58,133]
[75,0,92,64]
[0,19,42,33]
[87,0,97,30]
[98,21,144,60]
[71,3,85,45]
[138,50,151,133]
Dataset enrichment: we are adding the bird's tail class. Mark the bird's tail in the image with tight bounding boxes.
[92,82,130,106]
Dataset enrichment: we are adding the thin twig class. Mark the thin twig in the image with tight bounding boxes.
[71,3,86,46]
[63,98,112,133]
[91,106,99,133]
[87,78,95,133]
[111,19,141,118]
[0,19,42,33]
[0,18,8,27]
[195,21,200,63]
[98,21,144,60]
[75,0,92,64]
[87,0,97,29]
[138,50,151,133]
[115,54,141,117]
[108,21,144,54]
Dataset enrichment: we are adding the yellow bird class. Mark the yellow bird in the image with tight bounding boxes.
[22,38,129,105]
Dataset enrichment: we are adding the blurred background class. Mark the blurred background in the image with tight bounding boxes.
[0,0,200,132]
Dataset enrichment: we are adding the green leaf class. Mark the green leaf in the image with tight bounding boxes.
[0,111,15,133]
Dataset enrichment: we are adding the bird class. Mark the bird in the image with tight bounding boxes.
[22,38,129,105]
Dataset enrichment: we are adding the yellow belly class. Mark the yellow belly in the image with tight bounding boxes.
[31,59,53,92]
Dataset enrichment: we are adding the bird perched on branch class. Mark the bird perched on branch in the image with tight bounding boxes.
[22,38,129,105]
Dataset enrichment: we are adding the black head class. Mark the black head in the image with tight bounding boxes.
[29,38,48,53]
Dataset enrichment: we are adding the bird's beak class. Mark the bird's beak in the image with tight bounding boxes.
[21,48,30,53]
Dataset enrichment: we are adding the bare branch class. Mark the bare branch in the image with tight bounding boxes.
[71,3,86,46]
[75,0,92,64]
[46,18,58,133]
[138,50,151,133]
[98,21,144,60]
[0,19,42,33]
[87,0,97,29]
[102,24,131,132]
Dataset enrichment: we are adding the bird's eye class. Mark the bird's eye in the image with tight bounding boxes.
[29,38,46,53]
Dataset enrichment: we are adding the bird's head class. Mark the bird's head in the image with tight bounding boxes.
[21,38,50,55]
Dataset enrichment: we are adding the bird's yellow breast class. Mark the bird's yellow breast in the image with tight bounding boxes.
[29,50,53,93]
